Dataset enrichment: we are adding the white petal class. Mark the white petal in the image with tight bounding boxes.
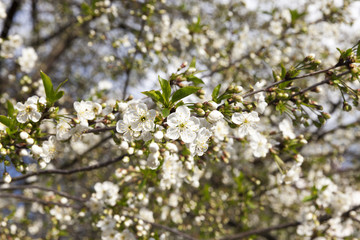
[180,130,196,143]
[166,127,180,140]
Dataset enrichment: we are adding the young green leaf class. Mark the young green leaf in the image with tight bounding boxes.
[158,76,171,104]
[7,100,14,117]
[55,79,68,93]
[0,115,12,127]
[171,86,200,104]
[212,84,221,102]
[190,56,196,69]
[162,108,170,118]
[142,90,165,105]
[40,71,55,102]
[187,76,204,86]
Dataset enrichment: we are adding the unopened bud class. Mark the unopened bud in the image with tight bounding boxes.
[322,112,331,119]
[234,85,243,93]
[26,138,34,145]
[3,172,11,183]
[20,131,29,140]
[232,94,243,102]
[180,62,188,68]
[195,108,205,117]
[343,102,352,112]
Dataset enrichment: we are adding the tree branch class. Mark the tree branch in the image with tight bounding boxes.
[0,193,80,208]
[0,154,128,184]
[0,184,87,202]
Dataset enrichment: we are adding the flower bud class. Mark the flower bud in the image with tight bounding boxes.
[31,144,43,155]
[149,142,159,153]
[20,131,29,140]
[3,172,11,183]
[206,101,218,110]
[188,67,196,73]
[234,85,243,93]
[207,110,223,124]
[195,108,205,117]
[26,138,34,145]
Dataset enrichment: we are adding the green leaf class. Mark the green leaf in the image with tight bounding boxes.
[218,93,232,102]
[276,101,287,114]
[162,108,170,118]
[55,79,68,93]
[190,57,196,69]
[158,76,171,104]
[54,91,65,101]
[280,63,287,79]
[187,76,204,86]
[212,84,221,102]
[142,90,165,105]
[7,100,14,117]
[357,42,360,58]
[40,71,55,103]
[0,115,12,127]
[171,86,200,103]
[302,195,317,202]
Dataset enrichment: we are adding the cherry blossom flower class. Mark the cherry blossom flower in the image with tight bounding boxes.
[56,118,72,141]
[116,113,140,141]
[189,127,212,156]
[74,100,102,126]
[128,103,156,132]
[166,106,200,143]
[232,111,260,138]
[15,96,45,123]
[40,136,57,163]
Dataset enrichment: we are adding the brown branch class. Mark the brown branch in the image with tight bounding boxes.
[217,204,360,240]
[59,133,113,169]
[122,19,146,99]
[242,65,340,99]
[0,185,87,202]
[0,154,128,184]
[126,215,198,240]
[289,70,351,98]
[0,0,21,39]
[0,193,80,208]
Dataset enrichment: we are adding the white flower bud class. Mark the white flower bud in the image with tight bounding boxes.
[120,141,129,150]
[149,142,159,153]
[165,142,178,152]
[188,67,196,73]
[39,160,47,169]
[154,131,164,141]
[20,131,29,140]
[4,173,12,183]
[0,148,6,155]
[123,156,130,163]
[31,144,43,155]
[107,113,115,120]
[117,102,128,112]
[207,110,223,124]
[26,138,34,145]
[19,149,29,156]
[207,101,218,110]
[127,147,134,155]
[147,152,160,170]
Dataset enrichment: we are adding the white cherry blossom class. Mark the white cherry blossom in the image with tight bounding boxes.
[40,136,57,163]
[189,127,212,156]
[128,103,156,132]
[232,111,260,138]
[15,96,45,123]
[166,106,200,143]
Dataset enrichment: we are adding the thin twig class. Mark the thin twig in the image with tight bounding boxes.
[0,185,87,202]
[0,193,80,209]
[126,215,198,240]
[0,154,128,184]
[216,204,360,240]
